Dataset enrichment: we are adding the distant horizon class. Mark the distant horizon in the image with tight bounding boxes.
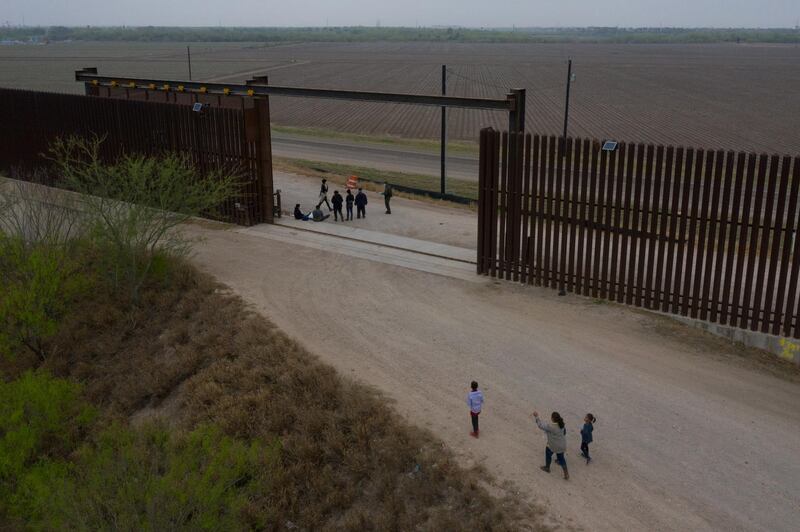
[4,25,798,46]
[2,24,799,30]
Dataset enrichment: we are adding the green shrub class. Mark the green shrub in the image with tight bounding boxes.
[0,237,92,361]
[23,424,282,531]
[0,371,94,520]
[0,370,92,479]
[0,370,282,529]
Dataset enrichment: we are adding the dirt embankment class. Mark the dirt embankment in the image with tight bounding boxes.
[3,259,543,530]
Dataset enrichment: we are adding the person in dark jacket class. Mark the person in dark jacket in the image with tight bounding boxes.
[382,182,393,214]
[345,189,355,221]
[580,413,596,464]
[331,190,345,222]
[317,178,332,211]
[355,187,368,219]
[293,204,310,221]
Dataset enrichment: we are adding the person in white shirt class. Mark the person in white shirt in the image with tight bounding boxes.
[466,380,485,438]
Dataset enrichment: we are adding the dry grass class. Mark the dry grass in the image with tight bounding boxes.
[636,308,800,382]
[5,259,544,530]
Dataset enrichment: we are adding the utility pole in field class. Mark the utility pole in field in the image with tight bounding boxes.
[561,58,573,157]
[441,64,447,195]
[558,59,574,295]
[187,46,193,81]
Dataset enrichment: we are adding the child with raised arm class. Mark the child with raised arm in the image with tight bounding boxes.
[532,410,569,480]
[466,381,484,438]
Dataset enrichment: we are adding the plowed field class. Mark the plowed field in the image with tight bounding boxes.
[2,41,799,153]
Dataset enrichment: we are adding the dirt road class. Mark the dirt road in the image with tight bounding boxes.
[189,213,800,531]
[274,170,477,249]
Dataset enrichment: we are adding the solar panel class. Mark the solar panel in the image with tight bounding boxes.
[602,140,618,152]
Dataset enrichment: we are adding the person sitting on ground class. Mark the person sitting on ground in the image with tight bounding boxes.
[355,187,368,219]
[311,206,330,222]
[294,204,311,221]
[332,190,345,222]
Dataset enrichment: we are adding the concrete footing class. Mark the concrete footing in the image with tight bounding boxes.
[666,313,800,365]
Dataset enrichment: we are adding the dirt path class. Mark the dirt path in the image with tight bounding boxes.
[189,220,800,531]
[275,170,477,248]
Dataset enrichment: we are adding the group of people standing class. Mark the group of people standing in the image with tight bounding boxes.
[294,178,394,223]
[467,381,596,481]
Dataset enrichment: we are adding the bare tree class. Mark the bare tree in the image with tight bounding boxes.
[0,177,86,248]
[47,135,243,302]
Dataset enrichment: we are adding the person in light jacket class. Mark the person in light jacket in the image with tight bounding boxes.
[466,380,484,438]
[532,410,569,480]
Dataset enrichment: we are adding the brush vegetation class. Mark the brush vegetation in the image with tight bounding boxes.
[0,145,540,529]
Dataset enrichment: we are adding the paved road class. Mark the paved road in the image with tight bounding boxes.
[271,133,480,182]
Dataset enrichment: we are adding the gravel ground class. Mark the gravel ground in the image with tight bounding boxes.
[188,187,800,531]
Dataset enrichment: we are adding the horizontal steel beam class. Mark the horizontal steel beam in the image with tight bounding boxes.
[75,69,514,111]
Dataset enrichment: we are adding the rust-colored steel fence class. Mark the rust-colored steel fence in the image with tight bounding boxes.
[478,128,800,338]
[0,87,272,225]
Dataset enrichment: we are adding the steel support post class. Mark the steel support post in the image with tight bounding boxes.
[441,64,447,195]
[246,76,274,223]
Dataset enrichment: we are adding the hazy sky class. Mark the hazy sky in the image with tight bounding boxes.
[2,0,798,28]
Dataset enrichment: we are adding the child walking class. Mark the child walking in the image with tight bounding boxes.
[466,381,484,438]
[532,411,569,480]
[580,413,596,464]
